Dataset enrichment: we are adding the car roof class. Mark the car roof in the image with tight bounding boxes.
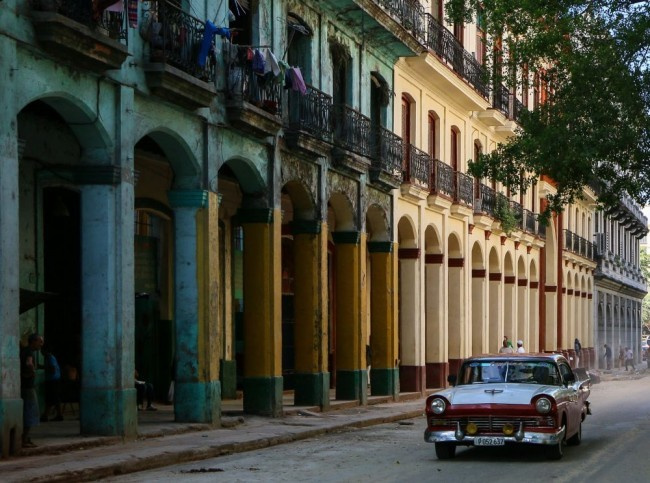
[462,352,567,363]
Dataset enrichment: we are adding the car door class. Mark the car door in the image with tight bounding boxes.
[558,362,579,436]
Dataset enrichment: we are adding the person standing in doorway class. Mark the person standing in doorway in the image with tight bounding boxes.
[516,340,526,353]
[21,333,44,448]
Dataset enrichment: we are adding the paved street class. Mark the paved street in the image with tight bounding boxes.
[101,372,650,483]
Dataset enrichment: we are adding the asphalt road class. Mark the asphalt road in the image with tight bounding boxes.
[101,374,650,483]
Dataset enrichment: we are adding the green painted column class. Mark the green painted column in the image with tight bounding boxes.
[0,37,22,456]
[169,190,221,424]
[292,220,329,409]
[332,231,367,404]
[240,208,283,416]
[368,242,400,397]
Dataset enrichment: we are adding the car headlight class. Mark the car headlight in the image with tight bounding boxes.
[535,397,552,414]
[430,398,446,415]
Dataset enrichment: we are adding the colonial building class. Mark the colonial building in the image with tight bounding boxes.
[391,0,600,391]
[593,196,647,366]
[0,0,422,456]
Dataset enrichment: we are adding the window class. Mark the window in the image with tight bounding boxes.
[476,7,486,65]
[428,113,438,158]
[450,127,459,171]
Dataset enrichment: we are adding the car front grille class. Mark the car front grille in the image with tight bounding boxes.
[429,416,555,432]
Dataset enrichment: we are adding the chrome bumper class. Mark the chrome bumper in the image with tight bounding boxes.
[424,426,565,446]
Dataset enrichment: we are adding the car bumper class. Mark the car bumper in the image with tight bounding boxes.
[424,427,565,446]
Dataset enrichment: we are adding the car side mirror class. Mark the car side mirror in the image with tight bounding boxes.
[447,374,457,386]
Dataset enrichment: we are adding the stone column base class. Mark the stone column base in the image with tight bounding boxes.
[0,398,22,457]
[80,387,137,437]
[370,368,399,398]
[399,365,426,393]
[336,369,367,404]
[294,372,330,409]
[243,376,283,417]
[426,362,449,389]
[175,380,221,424]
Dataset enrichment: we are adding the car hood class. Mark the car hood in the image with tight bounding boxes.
[436,383,556,405]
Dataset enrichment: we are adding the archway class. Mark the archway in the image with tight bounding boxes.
[529,261,539,352]
[503,252,515,349]
[516,256,527,348]
[488,247,502,352]
[471,242,485,355]
[447,233,464,375]
[424,225,445,388]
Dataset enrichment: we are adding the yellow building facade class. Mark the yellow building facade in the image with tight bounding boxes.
[392,3,598,393]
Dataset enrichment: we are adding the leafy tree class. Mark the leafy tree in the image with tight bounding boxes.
[446,1,650,219]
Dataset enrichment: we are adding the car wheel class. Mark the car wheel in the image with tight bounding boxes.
[435,442,457,460]
[545,427,565,460]
[567,421,582,446]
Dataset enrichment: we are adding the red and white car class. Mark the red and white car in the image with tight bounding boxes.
[424,353,591,460]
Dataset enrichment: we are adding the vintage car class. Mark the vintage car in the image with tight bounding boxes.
[424,353,591,460]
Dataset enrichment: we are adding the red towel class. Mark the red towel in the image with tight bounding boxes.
[128,0,138,28]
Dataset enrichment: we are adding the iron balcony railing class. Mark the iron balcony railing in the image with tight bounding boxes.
[512,95,525,123]
[455,172,474,206]
[152,0,216,83]
[524,209,536,233]
[537,216,547,239]
[493,84,510,116]
[36,1,128,42]
[404,144,431,189]
[332,104,373,158]
[288,84,332,142]
[431,159,454,198]
[564,229,596,260]
[375,127,404,181]
[423,14,489,98]
[476,184,497,217]
[509,200,524,230]
[376,0,426,43]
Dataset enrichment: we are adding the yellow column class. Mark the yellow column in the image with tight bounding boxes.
[368,241,399,397]
[292,220,329,408]
[240,208,282,416]
[332,231,366,403]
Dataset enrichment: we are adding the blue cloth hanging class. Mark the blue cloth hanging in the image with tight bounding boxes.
[198,20,219,67]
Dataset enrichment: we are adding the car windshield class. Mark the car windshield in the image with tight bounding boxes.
[458,360,560,385]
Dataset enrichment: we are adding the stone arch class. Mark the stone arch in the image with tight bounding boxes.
[138,129,202,188]
[366,204,390,242]
[283,179,317,221]
[329,191,356,232]
[516,255,528,347]
[397,215,418,248]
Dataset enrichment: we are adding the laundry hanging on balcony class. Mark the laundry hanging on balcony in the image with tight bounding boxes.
[197,20,231,67]
[128,0,138,28]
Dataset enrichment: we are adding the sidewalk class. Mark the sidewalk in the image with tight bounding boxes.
[0,392,427,483]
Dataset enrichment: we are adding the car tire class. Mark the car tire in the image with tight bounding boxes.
[545,427,565,460]
[435,442,457,460]
[567,421,582,446]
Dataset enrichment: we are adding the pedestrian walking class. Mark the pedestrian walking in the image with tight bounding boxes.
[21,333,44,448]
[624,347,635,371]
[603,343,612,370]
[574,338,582,367]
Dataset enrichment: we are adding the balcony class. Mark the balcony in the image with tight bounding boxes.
[370,128,404,189]
[564,229,596,261]
[331,105,373,173]
[537,216,547,239]
[376,0,426,44]
[423,14,488,99]
[30,1,128,73]
[454,172,474,206]
[475,184,497,217]
[523,209,536,234]
[492,84,510,117]
[403,144,431,190]
[431,159,454,198]
[286,84,332,155]
[145,1,217,110]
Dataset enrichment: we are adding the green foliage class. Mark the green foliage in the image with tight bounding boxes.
[449,0,650,216]
[494,196,521,236]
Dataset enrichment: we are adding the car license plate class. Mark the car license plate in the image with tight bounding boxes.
[474,437,505,446]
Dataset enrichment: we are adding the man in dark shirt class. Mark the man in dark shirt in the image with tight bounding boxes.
[21,334,44,448]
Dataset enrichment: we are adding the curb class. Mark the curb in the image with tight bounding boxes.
[29,409,424,483]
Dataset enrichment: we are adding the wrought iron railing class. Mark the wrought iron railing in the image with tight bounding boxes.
[151,0,216,83]
[509,200,524,230]
[455,172,474,206]
[524,209,536,233]
[376,0,426,43]
[512,95,525,123]
[431,159,454,197]
[564,229,595,260]
[288,84,332,142]
[36,0,128,42]
[493,84,510,116]
[332,104,373,158]
[404,144,431,189]
[476,184,497,217]
[423,14,489,99]
[375,127,404,181]
[537,216,547,239]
